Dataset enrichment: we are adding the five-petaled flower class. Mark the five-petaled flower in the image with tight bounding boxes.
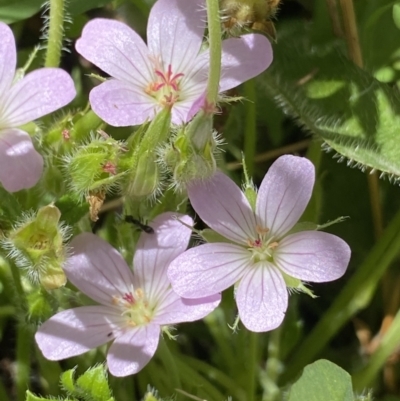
[75,0,273,126]
[0,22,76,192]
[35,212,220,376]
[168,155,351,332]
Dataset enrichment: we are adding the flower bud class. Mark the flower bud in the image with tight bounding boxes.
[4,205,70,290]
[161,111,220,190]
[125,151,161,199]
[64,135,125,195]
[220,0,279,39]
[120,108,171,199]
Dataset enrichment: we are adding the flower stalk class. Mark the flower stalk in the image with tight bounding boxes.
[44,0,65,68]
[206,0,222,105]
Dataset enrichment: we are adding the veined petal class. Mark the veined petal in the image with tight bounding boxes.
[274,231,351,282]
[75,18,153,86]
[172,91,206,124]
[0,23,16,97]
[66,233,135,306]
[35,306,124,360]
[107,324,160,376]
[256,155,315,238]
[147,0,206,74]
[0,129,43,192]
[219,34,273,92]
[236,264,288,332]
[188,171,257,244]
[89,80,157,126]
[153,290,220,325]
[133,212,193,302]
[168,243,250,298]
[1,68,75,127]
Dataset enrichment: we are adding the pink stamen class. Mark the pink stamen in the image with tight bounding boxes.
[153,64,184,93]
[122,293,135,304]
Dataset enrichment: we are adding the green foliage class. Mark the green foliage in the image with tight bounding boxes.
[27,365,115,401]
[393,3,400,30]
[68,0,114,15]
[263,36,400,180]
[0,0,43,23]
[287,360,353,401]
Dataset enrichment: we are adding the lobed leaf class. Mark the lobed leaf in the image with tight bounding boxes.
[262,38,400,180]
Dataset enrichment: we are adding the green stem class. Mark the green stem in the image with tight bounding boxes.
[16,325,31,401]
[262,328,281,401]
[0,379,11,401]
[204,308,236,369]
[175,357,226,400]
[35,348,62,397]
[9,264,26,310]
[157,338,182,397]
[243,79,257,176]
[206,0,222,105]
[247,331,259,401]
[44,0,65,68]
[281,206,400,383]
[352,310,400,390]
[182,355,247,401]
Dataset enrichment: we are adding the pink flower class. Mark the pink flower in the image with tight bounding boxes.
[168,155,351,332]
[35,213,220,376]
[75,0,273,126]
[0,22,76,192]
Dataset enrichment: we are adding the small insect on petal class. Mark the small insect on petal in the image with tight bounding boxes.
[125,216,154,234]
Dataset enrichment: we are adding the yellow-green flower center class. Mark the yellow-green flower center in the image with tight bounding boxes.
[145,63,184,107]
[112,288,154,327]
[247,225,279,263]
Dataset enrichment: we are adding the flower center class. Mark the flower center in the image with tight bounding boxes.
[112,287,154,327]
[247,225,279,263]
[145,64,184,107]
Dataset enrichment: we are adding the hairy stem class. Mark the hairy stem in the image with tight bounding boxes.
[244,79,257,176]
[44,0,65,68]
[206,0,222,105]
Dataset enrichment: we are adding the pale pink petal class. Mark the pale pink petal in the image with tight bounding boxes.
[133,212,193,301]
[236,264,288,332]
[256,155,315,239]
[1,69,75,127]
[172,92,206,124]
[168,243,250,298]
[153,290,220,325]
[274,231,351,282]
[75,18,153,86]
[147,0,206,74]
[188,172,257,244]
[89,80,157,126]
[66,233,135,306]
[0,129,43,192]
[0,23,16,95]
[35,306,124,360]
[219,34,273,92]
[107,324,160,376]
[176,51,209,122]
[185,91,206,122]
[171,100,196,124]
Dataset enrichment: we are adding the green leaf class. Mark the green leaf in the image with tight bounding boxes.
[25,390,49,401]
[55,194,89,226]
[263,37,400,179]
[60,368,77,394]
[287,360,353,401]
[0,0,43,23]
[393,3,400,30]
[76,365,112,401]
[68,0,113,15]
